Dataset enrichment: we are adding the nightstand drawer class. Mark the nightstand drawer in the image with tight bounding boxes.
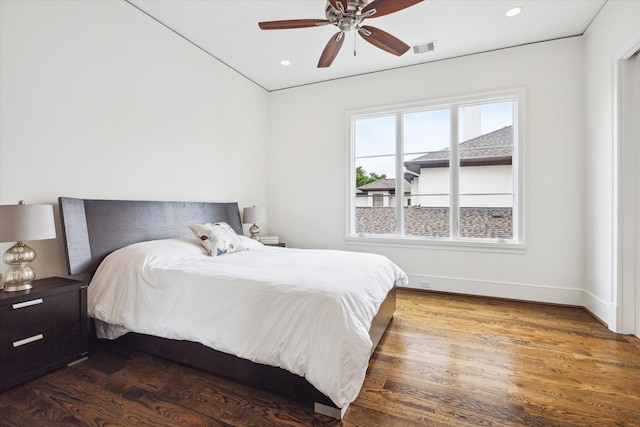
[0,277,88,392]
[0,322,81,385]
[0,291,80,344]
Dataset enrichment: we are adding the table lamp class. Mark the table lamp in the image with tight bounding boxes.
[0,200,56,292]
[243,206,266,240]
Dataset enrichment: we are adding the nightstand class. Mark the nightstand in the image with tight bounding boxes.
[0,276,88,392]
[264,243,286,247]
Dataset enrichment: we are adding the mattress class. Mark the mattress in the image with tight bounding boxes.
[88,236,407,407]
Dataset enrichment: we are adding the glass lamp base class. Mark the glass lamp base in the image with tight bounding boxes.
[2,282,33,292]
[249,224,261,240]
[2,242,36,292]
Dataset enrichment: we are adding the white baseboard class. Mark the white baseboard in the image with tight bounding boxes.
[402,274,584,306]
[403,275,629,332]
[582,289,615,329]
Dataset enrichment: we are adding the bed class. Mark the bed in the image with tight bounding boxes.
[58,197,405,419]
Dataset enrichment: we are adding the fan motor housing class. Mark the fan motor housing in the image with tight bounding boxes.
[325,0,369,30]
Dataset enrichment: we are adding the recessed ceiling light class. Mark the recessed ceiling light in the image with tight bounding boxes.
[505,7,522,17]
[280,59,291,66]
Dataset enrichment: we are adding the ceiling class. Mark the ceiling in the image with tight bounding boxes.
[127,0,606,92]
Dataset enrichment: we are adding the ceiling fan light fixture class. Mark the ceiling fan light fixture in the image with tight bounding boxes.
[258,0,425,68]
[505,7,522,17]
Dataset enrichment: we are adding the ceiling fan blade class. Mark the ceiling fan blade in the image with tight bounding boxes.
[327,0,348,12]
[258,19,330,30]
[362,0,424,19]
[318,32,345,68]
[358,26,410,56]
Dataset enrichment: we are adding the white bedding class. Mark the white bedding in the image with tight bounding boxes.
[88,237,407,408]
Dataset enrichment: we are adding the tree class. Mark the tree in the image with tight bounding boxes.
[356,166,387,188]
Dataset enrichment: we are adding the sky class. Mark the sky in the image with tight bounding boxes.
[355,101,513,179]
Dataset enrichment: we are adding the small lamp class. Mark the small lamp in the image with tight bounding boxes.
[243,206,266,240]
[0,200,56,292]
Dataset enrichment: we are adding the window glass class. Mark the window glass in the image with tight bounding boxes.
[349,90,522,246]
[458,101,514,239]
[354,115,396,236]
[403,109,451,238]
[354,115,396,157]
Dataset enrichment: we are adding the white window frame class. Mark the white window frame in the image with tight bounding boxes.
[346,88,526,253]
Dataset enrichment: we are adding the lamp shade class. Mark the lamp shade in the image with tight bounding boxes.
[242,206,266,224]
[0,202,56,242]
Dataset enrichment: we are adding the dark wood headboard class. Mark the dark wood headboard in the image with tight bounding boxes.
[58,197,244,275]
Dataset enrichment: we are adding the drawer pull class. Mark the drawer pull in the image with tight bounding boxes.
[12,299,44,309]
[13,334,44,348]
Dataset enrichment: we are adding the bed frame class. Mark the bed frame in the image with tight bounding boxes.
[58,196,396,419]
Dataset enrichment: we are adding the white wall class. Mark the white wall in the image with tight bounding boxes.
[583,0,640,330]
[0,0,269,278]
[3,0,637,324]
[268,38,585,306]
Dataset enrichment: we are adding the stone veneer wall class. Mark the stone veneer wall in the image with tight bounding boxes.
[355,207,513,239]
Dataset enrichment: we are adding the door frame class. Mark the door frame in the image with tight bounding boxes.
[613,30,640,336]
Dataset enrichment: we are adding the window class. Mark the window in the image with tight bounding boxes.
[348,89,524,248]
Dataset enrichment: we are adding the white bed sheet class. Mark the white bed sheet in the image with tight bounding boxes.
[88,237,407,408]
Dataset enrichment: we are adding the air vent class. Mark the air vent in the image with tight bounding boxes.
[413,41,435,54]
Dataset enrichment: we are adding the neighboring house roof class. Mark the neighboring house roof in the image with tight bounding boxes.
[404,125,513,180]
[357,178,411,194]
[358,126,513,191]
[358,178,396,191]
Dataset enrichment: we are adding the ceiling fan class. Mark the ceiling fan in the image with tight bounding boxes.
[258,0,424,68]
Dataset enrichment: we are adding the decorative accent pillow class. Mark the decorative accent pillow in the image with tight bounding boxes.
[188,222,247,257]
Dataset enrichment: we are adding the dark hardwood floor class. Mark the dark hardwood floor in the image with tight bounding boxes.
[1,289,639,426]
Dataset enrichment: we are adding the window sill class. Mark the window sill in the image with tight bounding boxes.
[344,235,527,253]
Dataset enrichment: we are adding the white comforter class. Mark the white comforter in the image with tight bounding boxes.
[88,237,407,408]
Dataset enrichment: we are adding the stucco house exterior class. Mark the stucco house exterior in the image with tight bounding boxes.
[355,178,410,207]
[403,125,513,208]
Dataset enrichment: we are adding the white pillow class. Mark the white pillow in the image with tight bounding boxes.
[187,222,247,257]
[238,235,265,250]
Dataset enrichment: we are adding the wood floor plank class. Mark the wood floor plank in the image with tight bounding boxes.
[1,289,639,426]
